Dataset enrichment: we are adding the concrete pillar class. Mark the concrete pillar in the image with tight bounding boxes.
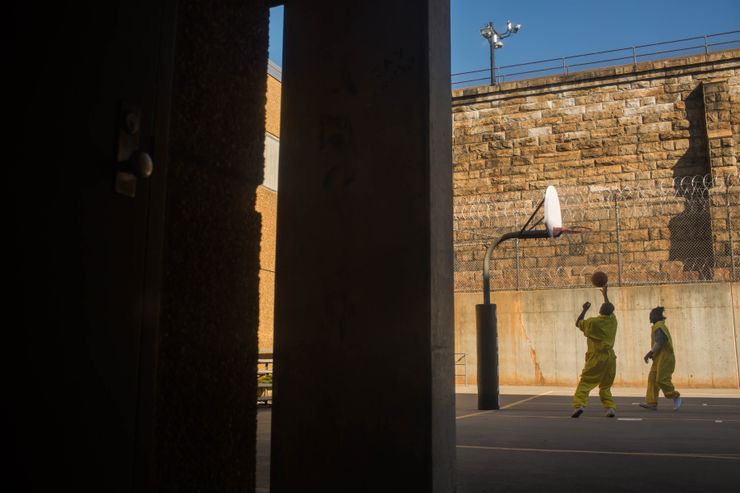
[271,1,454,491]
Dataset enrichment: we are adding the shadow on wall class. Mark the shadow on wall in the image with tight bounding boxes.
[669,85,714,281]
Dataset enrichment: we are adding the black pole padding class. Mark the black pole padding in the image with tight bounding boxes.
[476,303,499,410]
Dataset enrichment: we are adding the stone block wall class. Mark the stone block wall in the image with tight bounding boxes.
[452,50,740,291]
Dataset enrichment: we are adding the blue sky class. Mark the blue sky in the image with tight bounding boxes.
[268,6,284,67]
[269,1,738,81]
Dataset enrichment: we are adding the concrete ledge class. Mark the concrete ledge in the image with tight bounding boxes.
[456,385,740,398]
[455,284,740,388]
[452,48,740,106]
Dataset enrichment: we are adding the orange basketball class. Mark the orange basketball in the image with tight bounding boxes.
[591,271,608,287]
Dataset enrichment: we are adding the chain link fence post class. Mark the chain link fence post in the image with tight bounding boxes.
[727,187,736,281]
[615,197,623,286]
[515,238,521,290]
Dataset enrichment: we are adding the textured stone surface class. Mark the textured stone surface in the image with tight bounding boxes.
[453,50,740,288]
[155,1,266,491]
[452,50,740,391]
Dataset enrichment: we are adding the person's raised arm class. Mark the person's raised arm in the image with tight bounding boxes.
[601,286,610,305]
[576,302,591,328]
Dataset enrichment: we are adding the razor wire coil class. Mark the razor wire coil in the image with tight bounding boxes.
[453,173,740,292]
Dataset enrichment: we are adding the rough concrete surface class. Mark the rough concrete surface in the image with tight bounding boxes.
[456,283,740,388]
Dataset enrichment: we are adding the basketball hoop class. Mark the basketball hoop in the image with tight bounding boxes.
[482,185,586,304]
[476,185,588,411]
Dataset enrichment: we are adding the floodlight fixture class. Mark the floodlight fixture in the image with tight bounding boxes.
[480,23,494,40]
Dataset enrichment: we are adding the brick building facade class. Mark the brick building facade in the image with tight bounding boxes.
[256,60,281,353]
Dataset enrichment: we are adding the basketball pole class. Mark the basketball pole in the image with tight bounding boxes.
[477,230,550,410]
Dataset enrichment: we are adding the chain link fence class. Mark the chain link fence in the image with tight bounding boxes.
[453,173,740,292]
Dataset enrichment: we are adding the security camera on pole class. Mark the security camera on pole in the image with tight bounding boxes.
[480,20,521,85]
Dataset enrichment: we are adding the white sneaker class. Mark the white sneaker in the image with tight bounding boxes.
[571,407,584,418]
[673,397,683,411]
[605,408,616,418]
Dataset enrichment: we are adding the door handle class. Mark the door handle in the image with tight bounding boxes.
[115,102,153,197]
[124,150,154,178]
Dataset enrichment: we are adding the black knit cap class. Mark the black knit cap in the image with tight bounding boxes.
[650,306,666,321]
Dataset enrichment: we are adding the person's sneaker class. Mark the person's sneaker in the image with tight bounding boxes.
[672,397,683,411]
[605,408,616,418]
[571,407,584,418]
[639,403,657,410]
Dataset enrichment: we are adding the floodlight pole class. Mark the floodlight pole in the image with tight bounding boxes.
[489,38,495,87]
[480,20,522,85]
[477,228,549,410]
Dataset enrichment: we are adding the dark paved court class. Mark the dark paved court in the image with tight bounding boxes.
[257,407,272,493]
[456,393,740,493]
[256,394,740,492]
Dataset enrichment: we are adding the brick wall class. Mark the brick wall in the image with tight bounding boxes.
[256,185,277,352]
[258,71,281,352]
[265,72,282,138]
[452,50,740,291]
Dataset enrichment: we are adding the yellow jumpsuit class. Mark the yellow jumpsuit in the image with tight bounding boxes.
[573,314,618,409]
[646,320,680,405]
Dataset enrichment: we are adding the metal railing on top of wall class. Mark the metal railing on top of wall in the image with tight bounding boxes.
[451,30,740,88]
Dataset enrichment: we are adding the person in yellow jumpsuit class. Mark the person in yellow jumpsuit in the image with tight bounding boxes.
[572,287,618,418]
[640,306,682,411]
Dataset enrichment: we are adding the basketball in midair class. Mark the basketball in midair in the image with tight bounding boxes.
[591,271,608,287]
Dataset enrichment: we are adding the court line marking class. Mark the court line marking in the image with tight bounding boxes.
[456,391,554,420]
[515,401,740,408]
[461,413,740,423]
[617,418,643,421]
[467,400,740,409]
[456,445,740,461]
[500,391,555,410]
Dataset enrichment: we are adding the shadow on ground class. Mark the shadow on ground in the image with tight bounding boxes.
[255,393,740,492]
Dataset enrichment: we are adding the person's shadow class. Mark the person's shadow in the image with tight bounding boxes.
[668,86,714,280]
